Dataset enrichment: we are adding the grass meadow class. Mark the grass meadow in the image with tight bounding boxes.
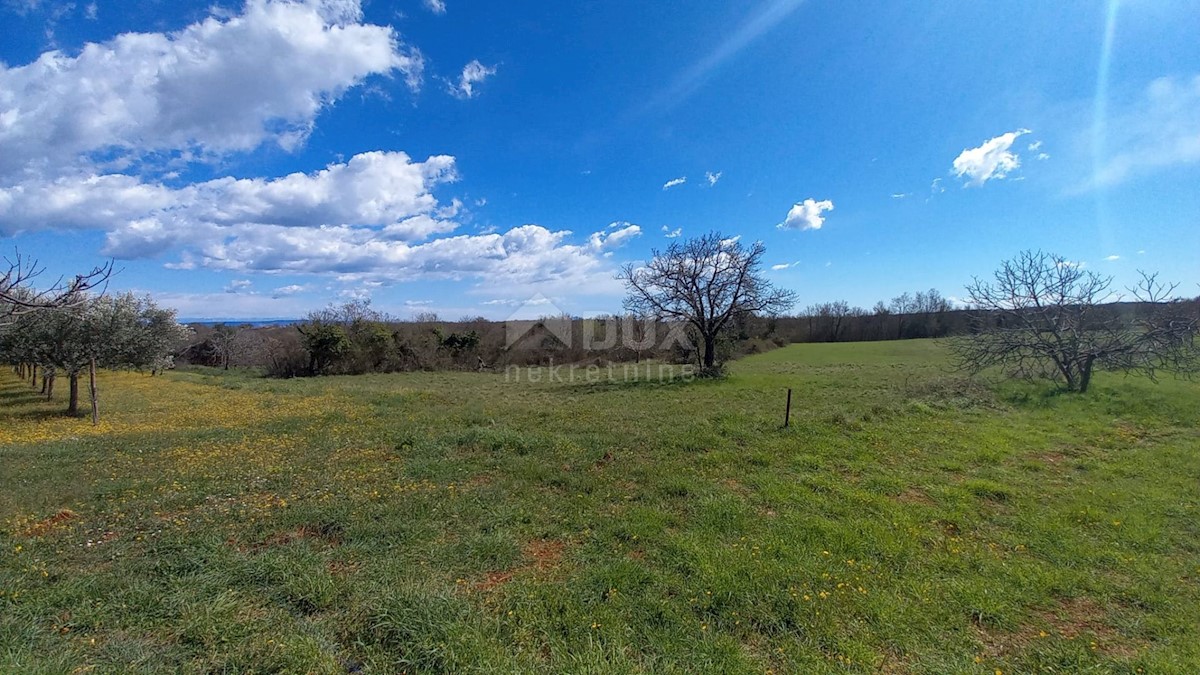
[2,339,1199,673]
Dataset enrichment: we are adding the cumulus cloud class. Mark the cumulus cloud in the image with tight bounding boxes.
[662,176,686,190]
[224,279,252,293]
[0,0,422,178]
[587,222,642,251]
[0,0,646,299]
[951,129,1030,186]
[0,151,459,246]
[271,284,307,298]
[422,0,446,14]
[705,171,722,186]
[448,59,496,99]
[661,225,682,238]
[0,162,640,290]
[778,198,833,231]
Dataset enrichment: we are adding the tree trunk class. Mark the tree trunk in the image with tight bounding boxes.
[703,334,717,369]
[45,371,55,400]
[89,357,99,426]
[68,373,79,416]
[1054,357,1077,391]
[1078,357,1095,393]
[30,364,37,388]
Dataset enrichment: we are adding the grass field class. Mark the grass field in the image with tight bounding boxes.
[2,339,1199,673]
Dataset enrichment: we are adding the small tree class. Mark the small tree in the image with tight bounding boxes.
[297,322,350,374]
[208,323,244,370]
[951,250,1198,393]
[618,232,796,372]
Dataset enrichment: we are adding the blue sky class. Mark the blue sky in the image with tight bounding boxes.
[2,0,1198,320]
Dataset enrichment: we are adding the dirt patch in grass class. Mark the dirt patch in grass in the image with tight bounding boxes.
[976,596,1141,660]
[895,487,935,506]
[21,509,77,537]
[470,538,567,592]
[233,521,345,553]
[1031,451,1070,466]
[327,559,360,576]
[1040,597,1140,657]
[524,538,565,571]
[474,570,515,591]
[464,473,494,488]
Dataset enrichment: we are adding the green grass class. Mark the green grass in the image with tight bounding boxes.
[2,339,1198,673]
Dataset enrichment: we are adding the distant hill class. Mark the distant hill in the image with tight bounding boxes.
[181,318,300,328]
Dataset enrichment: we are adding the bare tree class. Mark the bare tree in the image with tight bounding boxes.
[1,251,114,322]
[618,232,796,372]
[950,250,1198,393]
[208,323,252,370]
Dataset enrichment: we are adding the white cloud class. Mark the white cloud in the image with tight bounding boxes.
[891,192,911,199]
[1036,153,1050,161]
[0,150,653,294]
[0,0,646,302]
[0,151,460,251]
[777,198,833,231]
[1104,255,1120,261]
[587,222,642,251]
[271,284,307,298]
[661,225,682,238]
[448,59,496,99]
[0,0,422,178]
[951,129,1030,186]
[1028,140,1043,151]
[224,279,252,293]
[705,171,722,186]
[662,176,686,190]
[930,178,946,194]
[422,0,446,14]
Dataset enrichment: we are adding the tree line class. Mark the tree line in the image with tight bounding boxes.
[145,234,1200,395]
